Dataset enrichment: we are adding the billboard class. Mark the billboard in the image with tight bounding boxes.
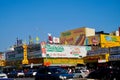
[41,42,91,58]
[60,28,86,45]
[60,27,95,45]
[85,36,100,45]
[100,34,120,48]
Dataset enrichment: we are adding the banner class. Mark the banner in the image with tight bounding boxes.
[42,44,91,58]
[100,34,120,47]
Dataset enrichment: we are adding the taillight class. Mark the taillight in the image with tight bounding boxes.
[110,71,113,74]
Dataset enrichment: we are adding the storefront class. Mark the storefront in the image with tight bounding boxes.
[5,42,91,68]
[83,47,110,69]
[84,54,109,69]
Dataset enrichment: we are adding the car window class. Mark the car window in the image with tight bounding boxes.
[29,70,33,72]
[46,67,67,74]
[75,69,82,73]
[38,68,48,74]
[0,71,2,74]
[55,68,67,73]
[11,71,17,73]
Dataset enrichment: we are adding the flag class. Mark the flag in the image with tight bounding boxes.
[48,33,53,44]
[36,36,40,44]
[53,37,60,43]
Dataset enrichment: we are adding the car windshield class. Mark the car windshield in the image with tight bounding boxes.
[50,67,67,74]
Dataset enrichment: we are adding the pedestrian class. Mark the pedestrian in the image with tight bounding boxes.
[68,68,72,74]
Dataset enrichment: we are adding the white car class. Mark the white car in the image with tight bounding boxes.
[0,71,8,78]
[73,69,89,78]
[17,70,25,77]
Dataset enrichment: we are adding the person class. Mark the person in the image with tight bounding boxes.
[68,68,72,74]
[72,68,75,73]
[24,68,28,73]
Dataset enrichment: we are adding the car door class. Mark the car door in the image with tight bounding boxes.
[36,67,51,80]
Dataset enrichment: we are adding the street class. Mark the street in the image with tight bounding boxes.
[9,78,95,80]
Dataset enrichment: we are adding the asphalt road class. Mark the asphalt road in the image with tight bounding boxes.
[12,78,95,80]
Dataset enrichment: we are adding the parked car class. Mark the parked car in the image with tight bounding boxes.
[73,69,89,78]
[7,70,17,78]
[25,69,37,77]
[35,66,74,80]
[7,70,24,78]
[0,71,8,78]
[17,70,25,77]
[86,68,119,80]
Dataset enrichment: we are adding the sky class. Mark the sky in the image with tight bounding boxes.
[0,0,120,51]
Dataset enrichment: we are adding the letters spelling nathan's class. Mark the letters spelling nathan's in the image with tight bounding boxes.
[46,44,64,52]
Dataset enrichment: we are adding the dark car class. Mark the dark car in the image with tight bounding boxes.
[86,68,120,80]
[7,70,25,78]
[25,69,37,77]
[7,70,17,78]
[35,66,74,80]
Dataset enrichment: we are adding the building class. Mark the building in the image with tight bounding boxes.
[5,41,91,68]
[4,27,120,69]
[0,52,5,66]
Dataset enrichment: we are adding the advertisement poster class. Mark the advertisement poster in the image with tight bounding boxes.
[100,34,120,47]
[60,28,86,45]
[41,43,91,58]
[86,36,100,45]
